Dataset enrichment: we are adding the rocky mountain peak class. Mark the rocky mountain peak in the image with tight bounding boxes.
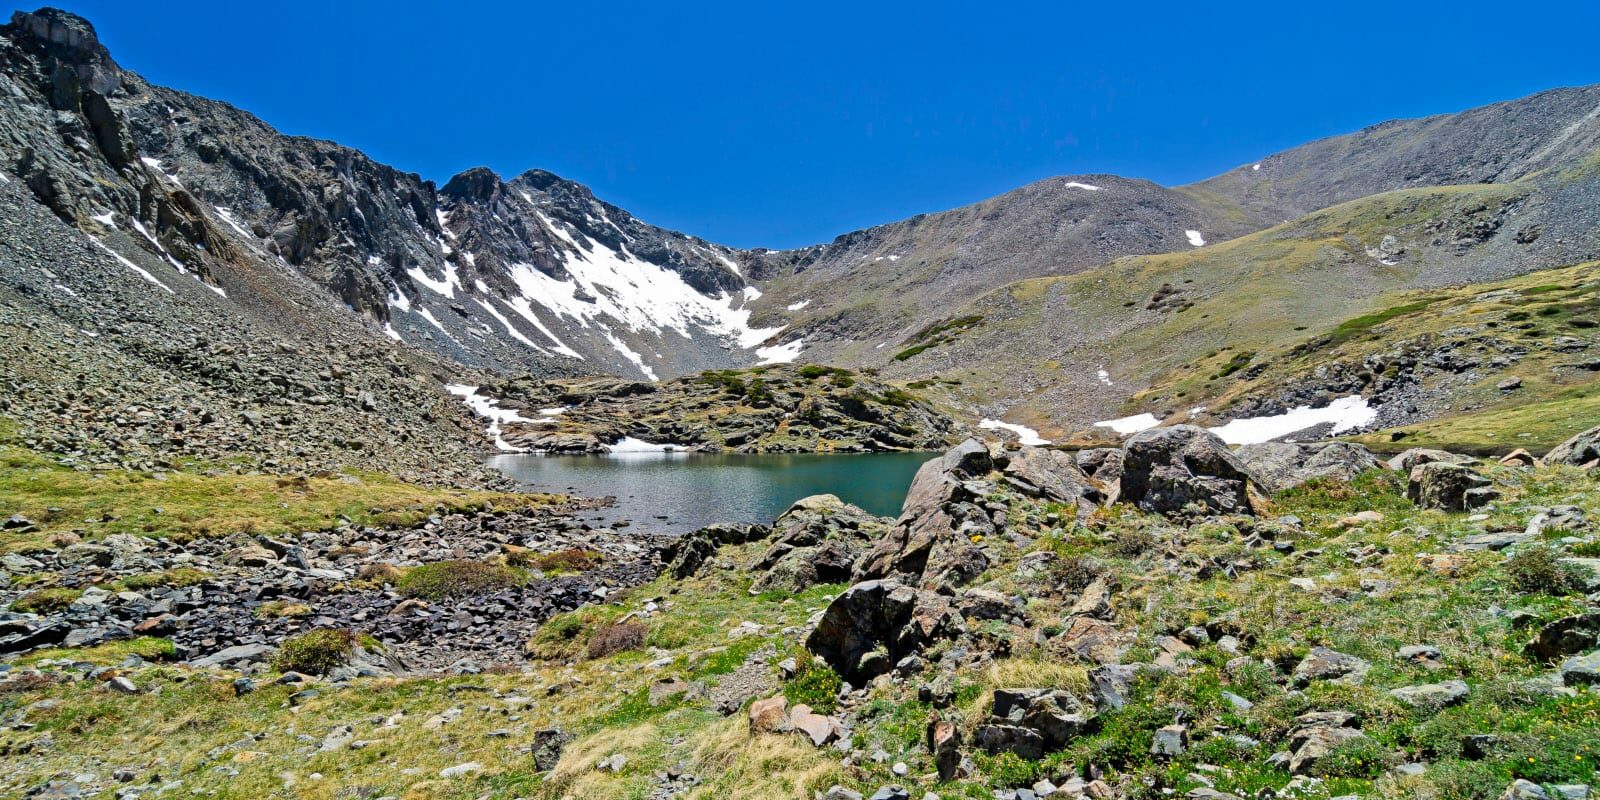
[8,8,106,57]
[440,166,502,202]
[5,8,119,96]
[515,168,570,192]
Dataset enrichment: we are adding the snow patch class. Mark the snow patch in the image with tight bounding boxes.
[1097,369,1112,386]
[445,384,533,452]
[474,298,547,353]
[435,208,457,240]
[415,307,458,343]
[87,235,173,294]
[90,210,116,228]
[606,436,687,454]
[786,299,811,311]
[142,157,182,186]
[741,285,763,301]
[756,338,804,365]
[1063,181,1103,191]
[979,419,1050,446]
[502,211,783,356]
[1185,230,1206,247]
[1206,395,1377,445]
[1094,413,1161,435]
[383,323,402,342]
[407,261,460,298]
[213,207,255,240]
[388,286,413,313]
[1251,163,1261,171]
[129,218,189,274]
[603,330,659,381]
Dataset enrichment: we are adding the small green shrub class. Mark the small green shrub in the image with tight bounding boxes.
[1505,546,1587,595]
[1316,737,1390,779]
[977,751,1044,789]
[1110,527,1157,557]
[1214,350,1256,378]
[272,628,356,675]
[118,567,208,591]
[397,560,525,599]
[10,587,82,614]
[783,653,843,713]
[526,613,589,661]
[892,343,933,361]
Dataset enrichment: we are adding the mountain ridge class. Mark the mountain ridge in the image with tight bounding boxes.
[4,6,1600,453]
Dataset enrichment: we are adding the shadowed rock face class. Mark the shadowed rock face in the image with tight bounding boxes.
[803,579,965,683]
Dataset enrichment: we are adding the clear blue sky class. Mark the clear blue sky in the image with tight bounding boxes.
[47,0,1600,248]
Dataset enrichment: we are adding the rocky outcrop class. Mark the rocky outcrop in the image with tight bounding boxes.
[1119,426,1261,516]
[1407,462,1498,511]
[853,440,998,587]
[0,504,666,671]
[1525,612,1600,662]
[1284,711,1371,775]
[1235,441,1380,493]
[1388,448,1477,474]
[663,523,770,580]
[999,447,1105,517]
[803,580,965,683]
[1546,424,1600,467]
[491,367,959,454]
[974,688,1094,759]
[749,496,889,593]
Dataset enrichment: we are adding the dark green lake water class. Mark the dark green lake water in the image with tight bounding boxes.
[488,450,931,534]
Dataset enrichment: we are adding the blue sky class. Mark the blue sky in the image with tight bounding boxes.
[52,0,1600,248]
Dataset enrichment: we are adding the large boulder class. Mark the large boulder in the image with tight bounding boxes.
[1406,462,1497,511]
[1525,612,1600,662]
[1076,448,1125,503]
[1000,447,1105,517]
[854,440,998,587]
[1291,647,1370,687]
[1546,424,1600,467]
[804,580,965,683]
[1387,447,1475,473]
[1119,426,1261,516]
[1236,441,1380,493]
[749,495,890,594]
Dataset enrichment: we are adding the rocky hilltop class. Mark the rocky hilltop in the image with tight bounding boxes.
[473,364,959,454]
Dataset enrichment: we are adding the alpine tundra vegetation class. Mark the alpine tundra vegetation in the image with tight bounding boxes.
[2,4,1600,800]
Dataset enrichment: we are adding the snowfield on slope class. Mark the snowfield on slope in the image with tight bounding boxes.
[491,211,782,367]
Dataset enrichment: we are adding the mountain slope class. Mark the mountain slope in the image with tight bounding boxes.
[0,8,790,385]
[754,85,1600,370]
[6,5,1600,445]
[879,151,1600,441]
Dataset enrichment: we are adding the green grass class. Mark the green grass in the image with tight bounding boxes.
[1353,389,1600,455]
[0,444,556,552]
[6,461,1600,799]
[396,560,528,600]
[1324,298,1441,347]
